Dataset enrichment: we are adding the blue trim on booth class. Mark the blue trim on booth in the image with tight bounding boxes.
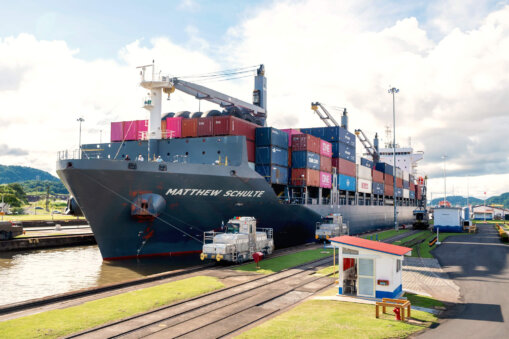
[433,225,463,233]
[338,287,343,295]
[375,284,402,299]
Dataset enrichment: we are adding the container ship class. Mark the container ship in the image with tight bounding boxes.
[57,64,426,260]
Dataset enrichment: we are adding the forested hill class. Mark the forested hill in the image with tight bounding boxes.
[0,165,59,184]
[430,194,509,209]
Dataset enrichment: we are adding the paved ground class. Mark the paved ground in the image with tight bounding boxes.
[418,223,509,338]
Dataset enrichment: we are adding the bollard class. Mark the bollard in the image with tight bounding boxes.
[393,307,401,321]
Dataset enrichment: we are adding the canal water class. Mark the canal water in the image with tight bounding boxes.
[0,245,203,306]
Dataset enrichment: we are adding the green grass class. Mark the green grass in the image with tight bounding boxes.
[234,248,332,274]
[362,229,409,241]
[393,231,428,245]
[404,293,444,309]
[314,265,338,277]
[236,298,437,339]
[5,214,79,221]
[415,232,469,258]
[0,276,224,339]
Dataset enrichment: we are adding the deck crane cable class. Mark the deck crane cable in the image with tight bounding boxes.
[180,69,256,80]
[177,65,259,79]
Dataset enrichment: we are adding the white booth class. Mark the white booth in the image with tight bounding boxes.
[433,207,463,232]
[330,235,412,299]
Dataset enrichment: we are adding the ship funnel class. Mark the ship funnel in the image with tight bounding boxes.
[374,133,379,153]
[253,64,267,126]
[341,108,348,130]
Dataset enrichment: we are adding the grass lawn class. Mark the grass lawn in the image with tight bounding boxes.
[362,229,409,241]
[0,276,224,339]
[314,265,338,277]
[236,298,437,339]
[415,232,469,258]
[234,248,332,274]
[392,231,428,245]
[404,293,444,309]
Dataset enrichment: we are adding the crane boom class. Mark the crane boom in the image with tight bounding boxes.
[311,102,339,126]
[354,129,380,164]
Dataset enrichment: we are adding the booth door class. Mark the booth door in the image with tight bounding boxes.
[357,258,375,298]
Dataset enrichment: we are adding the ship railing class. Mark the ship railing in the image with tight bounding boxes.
[138,130,178,140]
[57,149,82,160]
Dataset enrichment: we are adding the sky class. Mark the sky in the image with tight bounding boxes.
[0,0,508,199]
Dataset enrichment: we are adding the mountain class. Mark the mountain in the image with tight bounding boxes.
[0,165,59,184]
[20,180,69,195]
[430,194,509,209]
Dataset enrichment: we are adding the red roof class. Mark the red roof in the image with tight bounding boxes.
[329,235,412,256]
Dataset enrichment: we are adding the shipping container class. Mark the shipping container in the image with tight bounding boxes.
[395,187,403,198]
[320,156,332,172]
[255,146,288,167]
[384,173,394,186]
[403,180,409,189]
[409,190,416,199]
[356,164,372,180]
[136,120,148,139]
[299,127,325,140]
[319,171,332,188]
[110,122,123,142]
[123,120,138,140]
[255,165,288,185]
[403,171,410,181]
[301,126,356,146]
[213,116,258,141]
[292,151,320,170]
[291,168,320,187]
[181,118,198,138]
[416,186,422,199]
[403,189,410,199]
[281,128,301,147]
[372,182,384,195]
[291,134,320,153]
[320,140,332,158]
[197,117,213,137]
[410,183,416,192]
[247,140,255,162]
[332,142,355,162]
[375,162,394,176]
[338,174,356,192]
[372,169,384,183]
[332,158,356,177]
[161,119,167,137]
[384,184,394,196]
[360,158,374,168]
[357,178,372,194]
[396,177,403,188]
[255,127,288,149]
[166,117,182,138]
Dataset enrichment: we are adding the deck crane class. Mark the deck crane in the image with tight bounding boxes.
[354,129,380,164]
[137,62,267,159]
[311,102,348,129]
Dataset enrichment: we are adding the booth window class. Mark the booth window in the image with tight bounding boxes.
[396,259,402,272]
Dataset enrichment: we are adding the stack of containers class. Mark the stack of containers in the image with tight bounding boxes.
[300,126,356,162]
[356,158,373,194]
[291,134,320,187]
[372,166,385,195]
[213,116,258,162]
[165,117,183,139]
[255,127,289,184]
[375,162,394,196]
[403,171,410,199]
[319,140,332,189]
[282,129,301,168]
[409,174,416,200]
[332,158,356,191]
[395,168,403,198]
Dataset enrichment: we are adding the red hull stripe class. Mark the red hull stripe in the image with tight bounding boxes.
[104,250,202,261]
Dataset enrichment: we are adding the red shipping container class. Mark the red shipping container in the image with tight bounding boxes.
[384,173,394,186]
[246,140,255,162]
[110,122,123,142]
[410,183,416,192]
[288,146,292,167]
[161,119,167,137]
[123,120,138,140]
[136,120,148,140]
[182,118,198,138]
[372,169,384,184]
[319,171,332,188]
[396,177,403,188]
[197,117,213,137]
[320,156,332,172]
[166,117,182,138]
[291,169,320,187]
[384,184,394,196]
[417,186,422,199]
[333,158,356,177]
[291,134,320,153]
[281,128,301,147]
[213,116,257,140]
[319,140,332,158]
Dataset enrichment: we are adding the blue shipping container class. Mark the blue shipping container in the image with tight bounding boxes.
[292,151,320,170]
[255,127,288,149]
[375,162,394,176]
[409,190,415,199]
[395,187,403,198]
[403,180,410,189]
[299,127,326,140]
[332,142,355,162]
[372,182,384,195]
[338,174,356,191]
[301,126,355,146]
[255,146,288,167]
[255,165,288,185]
[360,158,374,168]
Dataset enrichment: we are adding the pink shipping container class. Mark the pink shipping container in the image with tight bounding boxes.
[319,140,332,157]
[281,129,301,147]
[165,117,182,139]
[123,120,138,141]
[137,120,148,139]
[319,171,332,188]
[110,122,123,142]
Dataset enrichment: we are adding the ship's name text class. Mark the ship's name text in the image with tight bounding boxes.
[165,188,265,198]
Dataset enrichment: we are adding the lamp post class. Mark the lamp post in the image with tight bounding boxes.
[441,155,447,206]
[388,87,399,230]
[77,117,85,158]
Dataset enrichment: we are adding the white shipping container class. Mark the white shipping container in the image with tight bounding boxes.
[356,164,372,180]
[403,171,410,181]
[396,168,403,179]
[403,189,410,199]
[357,178,372,194]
